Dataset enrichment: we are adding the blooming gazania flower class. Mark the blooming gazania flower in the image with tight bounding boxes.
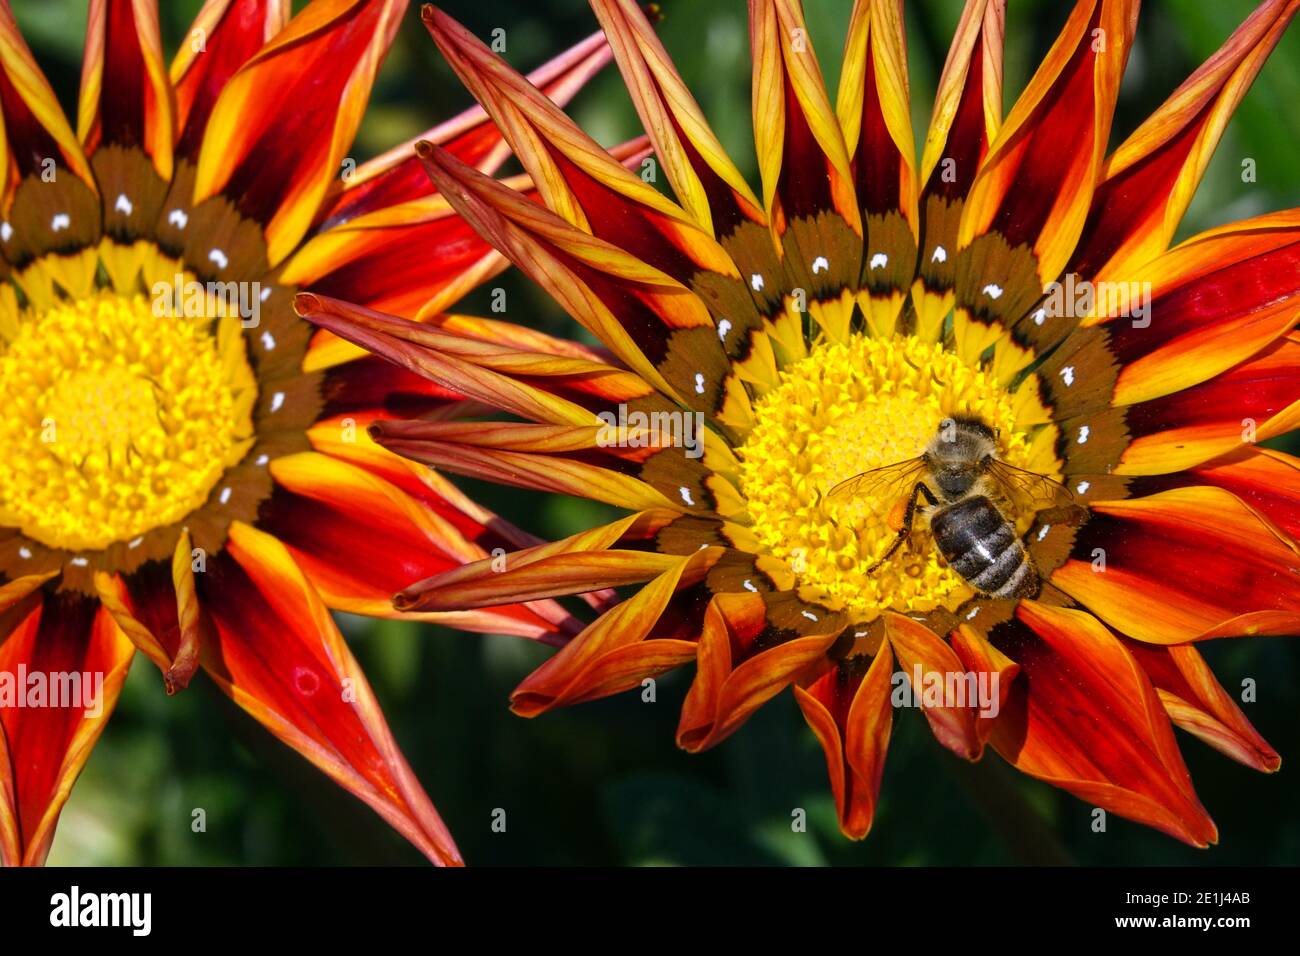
[0,0,617,866]
[301,0,1300,851]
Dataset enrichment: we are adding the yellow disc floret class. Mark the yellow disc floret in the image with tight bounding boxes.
[739,334,1049,618]
[0,290,256,552]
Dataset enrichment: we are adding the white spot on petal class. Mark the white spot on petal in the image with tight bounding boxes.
[209,248,229,270]
[255,454,270,466]
[1075,480,1091,494]
[1060,365,1075,387]
[930,245,947,264]
[168,208,189,229]
[1077,425,1090,444]
[751,273,764,291]
[270,391,285,413]
[694,372,705,395]
[811,256,829,274]
[51,213,70,232]
[743,579,758,592]
[219,487,232,505]
[261,331,276,351]
[260,286,272,302]
[1037,525,1051,542]
[1033,308,1047,326]
[114,193,133,216]
[128,537,144,549]
[717,319,732,342]
[18,546,31,559]
[801,610,818,622]
[982,283,1003,300]
[1,222,12,242]
[869,252,888,270]
[966,606,980,620]
[71,556,88,567]
[679,486,695,506]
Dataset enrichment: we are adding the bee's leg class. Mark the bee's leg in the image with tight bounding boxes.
[865,483,937,573]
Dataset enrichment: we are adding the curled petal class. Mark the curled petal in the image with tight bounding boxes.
[677,590,844,752]
[884,613,980,760]
[511,555,708,716]
[794,643,894,840]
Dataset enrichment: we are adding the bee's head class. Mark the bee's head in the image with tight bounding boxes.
[927,417,997,499]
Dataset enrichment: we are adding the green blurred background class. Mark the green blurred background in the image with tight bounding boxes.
[14,0,1300,865]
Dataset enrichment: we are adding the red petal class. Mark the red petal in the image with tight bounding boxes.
[794,643,894,840]
[991,603,1218,846]
[1052,487,1300,643]
[0,592,135,865]
[173,0,289,159]
[202,522,462,865]
[1124,640,1279,772]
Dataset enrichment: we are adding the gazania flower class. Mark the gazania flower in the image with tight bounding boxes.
[0,0,615,866]
[302,0,1300,849]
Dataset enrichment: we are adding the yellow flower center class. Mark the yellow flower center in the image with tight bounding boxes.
[0,290,256,552]
[739,334,1052,619]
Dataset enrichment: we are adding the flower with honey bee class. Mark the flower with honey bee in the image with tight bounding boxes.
[0,0,615,865]
[301,0,1300,849]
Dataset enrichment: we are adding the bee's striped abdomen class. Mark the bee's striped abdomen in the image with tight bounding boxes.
[929,495,1038,599]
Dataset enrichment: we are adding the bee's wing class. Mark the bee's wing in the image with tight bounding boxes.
[985,460,1088,525]
[825,457,928,505]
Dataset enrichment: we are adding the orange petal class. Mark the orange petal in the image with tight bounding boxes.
[0,3,95,205]
[0,592,135,866]
[793,643,894,840]
[836,0,918,334]
[1051,486,1300,643]
[883,613,980,760]
[1117,333,1300,475]
[1124,640,1279,772]
[993,603,1218,846]
[510,555,708,716]
[318,26,613,225]
[959,0,1138,283]
[264,450,574,640]
[1071,0,1300,282]
[950,622,1019,749]
[1141,447,1300,541]
[395,511,684,612]
[1107,211,1300,406]
[677,590,843,753]
[589,0,764,237]
[171,0,289,157]
[206,521,462,865]
[193,0,407,265]
[912,0,1004,340]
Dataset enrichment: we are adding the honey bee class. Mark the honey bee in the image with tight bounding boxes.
[826,416,1085,600]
